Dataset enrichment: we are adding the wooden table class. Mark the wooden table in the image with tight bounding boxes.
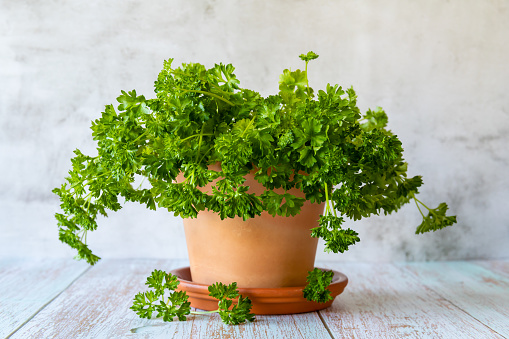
[1,259,508,338]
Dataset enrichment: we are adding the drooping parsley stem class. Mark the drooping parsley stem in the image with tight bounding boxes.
[69,171,111,191]
[412,195,432,212]
[137,176,146,190]
[413,197,426,219]
[324,182,331,215]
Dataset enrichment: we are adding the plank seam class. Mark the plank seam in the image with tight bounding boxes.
[317,310,335,339]
[395,264,508,339]
[5,264,93,339]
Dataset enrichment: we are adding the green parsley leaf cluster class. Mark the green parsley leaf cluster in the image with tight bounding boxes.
[131,270,191,322]
[131,270,255,325]
[54,52,457,266]
[208,281,256,325]
[303,268,335,303]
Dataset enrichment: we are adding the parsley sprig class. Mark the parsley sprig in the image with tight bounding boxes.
[131,270,255,325]
[303,268,335,303]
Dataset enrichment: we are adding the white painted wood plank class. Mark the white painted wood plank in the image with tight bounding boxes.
[10,259,194,339]
[475,259,509,279]
[129,308,330,338]
[399,261,509,337]
[10,259,330,339]
[318,262,503,339]
[0,258,89,338]
[180,311,330,339]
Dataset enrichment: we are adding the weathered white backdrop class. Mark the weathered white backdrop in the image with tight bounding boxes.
[1,0,508,262]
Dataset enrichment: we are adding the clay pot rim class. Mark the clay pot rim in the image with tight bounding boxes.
[170,266,348,298]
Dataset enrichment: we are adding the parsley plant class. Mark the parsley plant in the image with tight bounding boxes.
[53,52,457,271]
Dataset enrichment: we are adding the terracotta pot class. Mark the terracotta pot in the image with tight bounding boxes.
[181,165,325,288]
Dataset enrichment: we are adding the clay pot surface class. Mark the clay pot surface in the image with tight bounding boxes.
[170,266,348,315]
[180,164,325,288]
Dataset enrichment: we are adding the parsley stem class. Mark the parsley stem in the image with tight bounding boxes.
[240,117,256,138]
[132,131,149,144]
[195,124,205,163]
[190,310,220,315]
[69,171,111,191]
[412,194,432,212]
[179,89,234,106]
[198,147,213,164]
[305,61,310,98]
[181,133,214,142]
[413,197,426,219]
[324,183,331,215]
[137,176,146,190]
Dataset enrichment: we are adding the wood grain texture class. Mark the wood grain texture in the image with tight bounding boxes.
[6,259,509,338]
[0,258,89,338]
[399,261,509,337]
[318,262,504,339]
[176,311,331,339]
[9,259,331,339]
[474,259,509,278]
[9,259,193,339]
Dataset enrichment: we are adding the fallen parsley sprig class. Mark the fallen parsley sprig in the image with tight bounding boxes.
[208,281,256,325]
[131,270,255,325]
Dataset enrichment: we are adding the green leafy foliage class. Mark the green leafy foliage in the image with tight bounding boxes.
[208,282,256,325]
[303,268,334,303]
[131,270,191,322]
[299,51,319,62]
[415,201,457,234]
[311,215,360,253]
[131,271,255,325]
[54,52,457,275]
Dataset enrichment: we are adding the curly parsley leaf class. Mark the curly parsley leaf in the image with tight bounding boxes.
[415,200,457,234]
[311,215,360,253]
[303,268,334,303]
[131,270,191,322]
[299,51,319,62]
[132,271,255,325]
[208,282,255,325]
[360,107,388,132]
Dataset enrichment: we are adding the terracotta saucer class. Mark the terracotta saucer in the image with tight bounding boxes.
[169,267,348,315]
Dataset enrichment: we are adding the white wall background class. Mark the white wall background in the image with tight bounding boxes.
[1,0,508,263]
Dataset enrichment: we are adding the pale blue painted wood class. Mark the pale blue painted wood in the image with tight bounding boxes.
[319,262,503,339]
[11,259,330,339]
[398,261,509,337]
[176,311,331,339]
[475,259,509,279]
[0,258,89,338]
[10,259,189,339]
[6,259,509,338]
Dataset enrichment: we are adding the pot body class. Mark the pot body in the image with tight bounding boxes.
[182,168,324,288]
